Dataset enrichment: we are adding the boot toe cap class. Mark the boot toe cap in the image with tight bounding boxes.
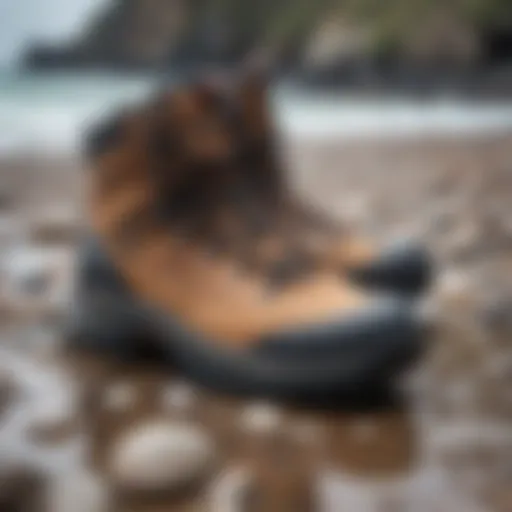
[351,239,432,294]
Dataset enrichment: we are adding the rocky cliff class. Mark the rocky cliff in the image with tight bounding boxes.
[24,0,512,89]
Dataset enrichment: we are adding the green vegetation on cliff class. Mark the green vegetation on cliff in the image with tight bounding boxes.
[24,0,512,71]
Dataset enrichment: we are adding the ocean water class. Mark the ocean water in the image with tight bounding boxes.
[0,72,155,153]
[1,71,512,154]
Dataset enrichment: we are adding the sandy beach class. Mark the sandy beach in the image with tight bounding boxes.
[0,132,511,511]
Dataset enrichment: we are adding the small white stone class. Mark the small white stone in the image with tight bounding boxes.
[161,382,196,411]
[239,402,282,435]
[102,382,137,412]
[405,466,482,512]
[449,221,480,252]
[429,420,512,451]
[108,421,216,493]
[389,222,423,240]
[318,469,380,512]
[3,246,52,294]
[209,466,253,512]
[27,397,77,444]
[436,268,471,304]
[333,192,370,224]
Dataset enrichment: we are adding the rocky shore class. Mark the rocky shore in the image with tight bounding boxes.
[0,131,511,511]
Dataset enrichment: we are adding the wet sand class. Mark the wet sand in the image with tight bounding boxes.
[0,133,511,511]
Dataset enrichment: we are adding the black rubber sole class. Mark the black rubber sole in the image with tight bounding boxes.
[66,291,408,406]
[65,237,425,405]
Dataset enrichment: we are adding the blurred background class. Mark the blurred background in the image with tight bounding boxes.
[0,1,511,511]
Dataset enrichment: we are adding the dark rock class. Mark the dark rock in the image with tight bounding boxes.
[30,220,81,246]
[20,0,512,97]
[0,191,14,211]
[21,273,51,296]
[0,463,47,512]
[0,369,17,419]
[27,415,78,445]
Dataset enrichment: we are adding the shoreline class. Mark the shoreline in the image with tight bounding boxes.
[1,127,511,163]
[21,62,512,100]
[2,70,512,155]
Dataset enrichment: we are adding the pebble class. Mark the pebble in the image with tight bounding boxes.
[48,470,111,512]
[444,221,482,261]
[3,246,53,296]
[435,268,472,307]
[404,467,483,512]
[102,382,137,412]
[442,379,477,414]
[30,204,81,244]
[480,353,511,380]
[239,402,283,436]
[0,368,17,419]
[108,421,217,494]
[426,201,458,235]
[161,382,197,412]
[334,192,370,224]
[318,469,382,512]
[210,466,254,512]
[0,215,28,249]
[2,245,74,316]
[27,412,77,445]
[27,391,79,445]
[480,295,512,335]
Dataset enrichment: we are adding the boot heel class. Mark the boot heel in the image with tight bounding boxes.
[65,290,152,361]
[64,237,158,362]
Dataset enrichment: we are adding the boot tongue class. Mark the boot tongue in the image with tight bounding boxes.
[241,139,284,204]
[157,156,317,290]
[158,161,231,244]
[150,75,331,290]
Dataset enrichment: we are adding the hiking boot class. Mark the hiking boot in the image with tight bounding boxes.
[69,80,427,403]
[232,68,433,295]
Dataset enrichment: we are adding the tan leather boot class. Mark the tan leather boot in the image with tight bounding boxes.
[71,79,426,402]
